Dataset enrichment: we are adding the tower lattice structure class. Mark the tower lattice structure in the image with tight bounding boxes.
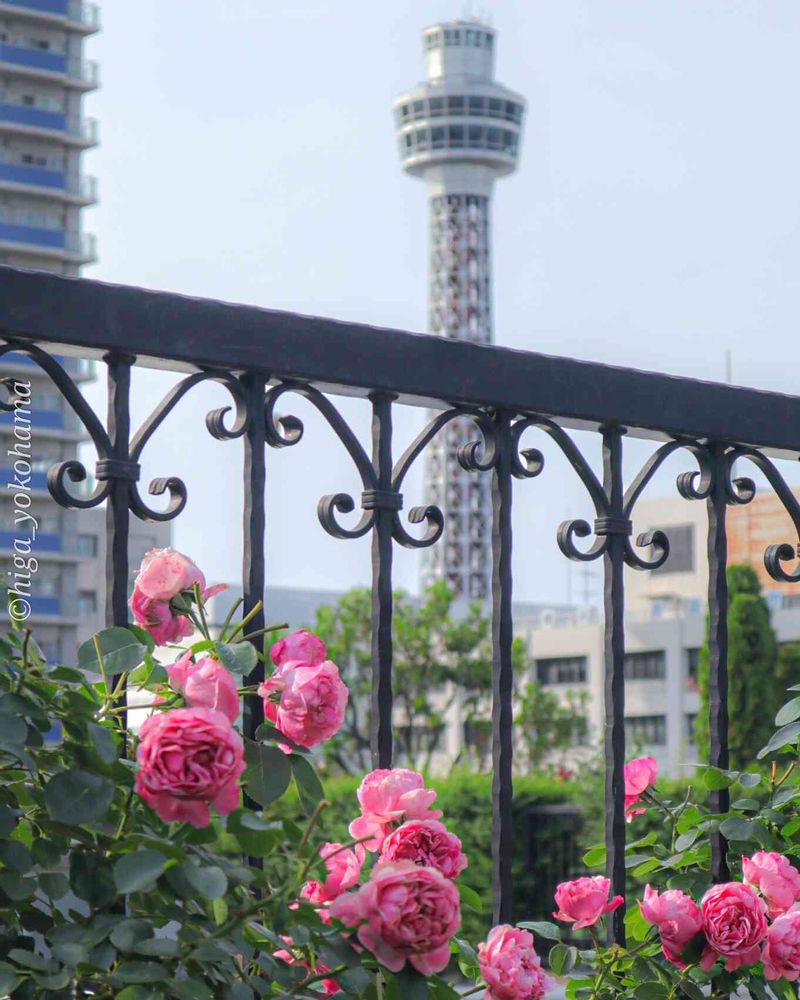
[393,19,525,600]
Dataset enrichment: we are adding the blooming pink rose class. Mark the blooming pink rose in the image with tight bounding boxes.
[380,820,467,880]
[478,925,553,1000]
[623,756,658,822]
[134,707,244,828]
[743,852,800,919]
[553,877,623,930]
[640,885,702,967]
[134,547,205,601]
[348,769,442,851]
[763,906,800,982]
[271,629,327,668]
[258,658,348,753]
[130,589,194,646]
[166,652,239,724]
[300,842,364,905]
[330,860,460,975]
[699,882,768,972]
[274,937,340,996]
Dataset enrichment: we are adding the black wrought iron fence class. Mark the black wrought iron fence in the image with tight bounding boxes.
[3,264,800,945]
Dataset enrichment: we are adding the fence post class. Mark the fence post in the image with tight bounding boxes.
[242,372,266,744]
[103,352,134,630]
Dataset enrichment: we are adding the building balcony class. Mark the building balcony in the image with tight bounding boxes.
[0,352,95,383]
[0,222,97,263]
[0,408,63,430]
[0,0,100,34]
[4,170,103,206]
[0,594,80,621]
[0,102,99,147]
[0,43,99,89]
[0,466,48,490]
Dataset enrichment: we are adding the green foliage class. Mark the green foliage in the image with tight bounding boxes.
[695,563,778,767]
[312,582,495,773]
[514,681,592,774]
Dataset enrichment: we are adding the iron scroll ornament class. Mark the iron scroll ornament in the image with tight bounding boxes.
[0,342,247,520]
[263,381,498,548]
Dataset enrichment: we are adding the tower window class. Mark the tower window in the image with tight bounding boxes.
[468,96,485,115]
[447,96,464,115]
[429,97,444,117]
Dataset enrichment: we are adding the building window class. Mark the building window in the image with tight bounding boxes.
[625,715,667,746]
[76,533,98,556]
[685,714,697,741]
[686,648,701,682]
[651,523,695,575]
[536,655,587,686]
[624,650,666,681]
[77,591,97,616]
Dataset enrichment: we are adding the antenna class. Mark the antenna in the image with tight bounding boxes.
[725,348,732,385]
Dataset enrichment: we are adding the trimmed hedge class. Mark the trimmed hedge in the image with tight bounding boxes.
[280,770,584,940]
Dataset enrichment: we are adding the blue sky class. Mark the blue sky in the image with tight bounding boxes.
[79,1,800,605]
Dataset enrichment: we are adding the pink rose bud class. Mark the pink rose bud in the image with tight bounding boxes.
[763,906,800,982]
[330,860,461,976]
[348,768,442,852]
[477,924,554,1000]
[166,652,239,724]
[380,819,467,880]
[623,756,658,822]
[743,852,800,918]
[300,842,364,905]
[258,658,348,753]
[552,876,623,930]
[640,885,702,967]
[274,937,340,996]
[699,882,768,973]
[271,629,327,668]
[134,707,245,828]
[133,547,205,601]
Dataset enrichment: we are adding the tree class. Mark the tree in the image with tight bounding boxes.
[695,563,778,767]
[515,681,591,776]
[311,581,496,774]
[776,641,800,699]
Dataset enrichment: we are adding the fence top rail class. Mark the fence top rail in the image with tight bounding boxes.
[1,264,799,457]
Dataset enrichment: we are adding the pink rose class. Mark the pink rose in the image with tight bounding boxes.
[699,882,768,972]
[129,548,225,645]
[134,707,244,828]
[623,756,658,821]
[743,852,800,918]
[300,842,364,905]
[330,860,460,975]
[348,769,442,851]
[380,820,467,880]
[258,658,348,753]
[166,652,239,724]
[271,629,326,668]
[478,925,553,1000]
[763,906,800,982]
[553,876,623,930]
[274,937,340,996]
[639,885,702,967]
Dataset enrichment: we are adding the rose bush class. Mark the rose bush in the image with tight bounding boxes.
[9,546,800,999]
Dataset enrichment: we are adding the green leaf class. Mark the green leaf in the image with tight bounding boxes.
[0,962,20,993]
[392,966,428,1000]
[213,897,228,926]
[168,980,214,1000]
[113,850,169,893]
[776,697,800,727]
[135,938,179,958]
[291,753,325,810]
[625,903,652,943]
[633,984,669,1000]
[110,919,154,953]
[719,817,755,841]
[548,944,577,976]
[518,920,561,940]
[116,988,163,1000]
[702,767,734,790]
[111,961,169,984]
[227,809,282,857]
[0,710,28,745]
[782,817,800,837]
[582,844,605,867]
[7,949,55,973]
[0,838,32,871]
[457,881,484,913]
[243,739,292,807]
[737,771,761,788]
[632,858,662,878]
[78,627,146,676]
[44,769,115,825]
[454,936,480,979]
[38,871,69,899]
[183,863,227,900]
[88,721,119,764]
[758,720,800,759]
[214,641,258,677]
[69,853,115,907]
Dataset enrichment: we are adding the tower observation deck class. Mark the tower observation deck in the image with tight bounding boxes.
[393,19,525,600]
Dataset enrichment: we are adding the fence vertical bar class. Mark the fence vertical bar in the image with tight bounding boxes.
[104,352,134,630]
[601,425,627,946]
[491,409,514,924]
[242,372,266,745]
[368,391,395,769]
[707,442,730,882]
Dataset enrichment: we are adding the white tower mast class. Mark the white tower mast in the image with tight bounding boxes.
[393,19,525,600]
